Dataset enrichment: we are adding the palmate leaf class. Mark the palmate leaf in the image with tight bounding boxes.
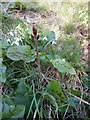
[6,45,31,62]
[50,58,76,75]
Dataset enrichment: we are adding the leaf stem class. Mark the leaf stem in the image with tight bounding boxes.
[34,36,41,76]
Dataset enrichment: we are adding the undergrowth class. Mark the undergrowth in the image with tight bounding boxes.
[0,1,89,120]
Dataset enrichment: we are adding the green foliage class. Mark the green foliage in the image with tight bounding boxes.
[16,80,29,94]
[68,97,79,109]
[1,15,12,34]
[14,2,27,10]
[64,23,75,34]
[38,30,56,53]
[50,58,76,75]
[2,100,25,119]
[1,64,6,83]
[2,38,10,49]
[11,1,49,12]
[73,3,88,27]
[11,105,25,118]
[47,80,66,104]
[6,45,31,62]
[27,2,49,12]
[1,3,89,119]
[58,36,82,69]
[43,31,55,49]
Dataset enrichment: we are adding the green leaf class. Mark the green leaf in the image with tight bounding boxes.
[2,100,15,118]
[6,45,31,62]
[71,89,81,97]
[2,39,10,48]
[1,64,6,83]
[47,54,60,60]
[14,94,32,114]
[30,49,36,62]
[43,31,55,48]
[15,2,27,9]
[47,80,66,105]
[48,31,55,42]
[39,53,48,62]
[43,92,57,107]
[69,97,79,109]
[2,98,25,119]
[50,58,76,75]
[11,105,25,118]
[16,80,29,94]
[44,31,55,42]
